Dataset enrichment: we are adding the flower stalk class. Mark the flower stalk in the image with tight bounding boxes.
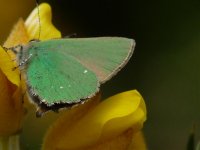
[0,135,20,150]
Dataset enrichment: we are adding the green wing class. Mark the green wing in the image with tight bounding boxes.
[31,37,135,83]
[26,49,99,105]
[26,37,134,105]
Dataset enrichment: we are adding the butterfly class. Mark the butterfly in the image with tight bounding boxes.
[8,37,135,116]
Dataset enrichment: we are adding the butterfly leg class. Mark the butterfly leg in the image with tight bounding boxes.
[64,33,77,38]
[12,54,33,71]
[29,39,40,43]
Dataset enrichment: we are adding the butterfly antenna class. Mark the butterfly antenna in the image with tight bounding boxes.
[35,0,41,40]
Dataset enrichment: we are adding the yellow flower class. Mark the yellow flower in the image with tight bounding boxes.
[0,3,147,150]
[0,3,61,136]
[42,90,147,150]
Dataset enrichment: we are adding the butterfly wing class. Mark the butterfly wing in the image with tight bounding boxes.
[32,37,135,83]
[25,37,134,105]
[26,48,99,105]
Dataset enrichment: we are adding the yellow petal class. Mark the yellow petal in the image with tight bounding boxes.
[0,11,27,138]
[0,2,62,137]
[25,3,61,40]
[88,130,147,150]
[42,90,146,150]
[0,19,29,86]
[0,46,20,86]
[20,93,101,150]
[0,19,28,136]
[4,18,29,48]
[128,131,147,150]
[0,69,24,136]
[87,129,134,150]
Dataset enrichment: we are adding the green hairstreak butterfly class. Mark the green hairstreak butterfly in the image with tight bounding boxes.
[7,37,135,116]
[3,1,135,116]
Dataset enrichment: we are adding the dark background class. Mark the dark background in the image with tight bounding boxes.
[1,0,200,149]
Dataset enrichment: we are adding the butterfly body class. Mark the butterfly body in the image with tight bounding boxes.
[15,37,135,115]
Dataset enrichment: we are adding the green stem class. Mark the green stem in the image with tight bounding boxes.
[0,135,20,150]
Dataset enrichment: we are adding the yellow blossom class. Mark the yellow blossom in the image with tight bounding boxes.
[42,90,146,150]
[0,3,61,136]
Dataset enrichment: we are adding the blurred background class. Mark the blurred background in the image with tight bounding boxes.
[0,0,200,149]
